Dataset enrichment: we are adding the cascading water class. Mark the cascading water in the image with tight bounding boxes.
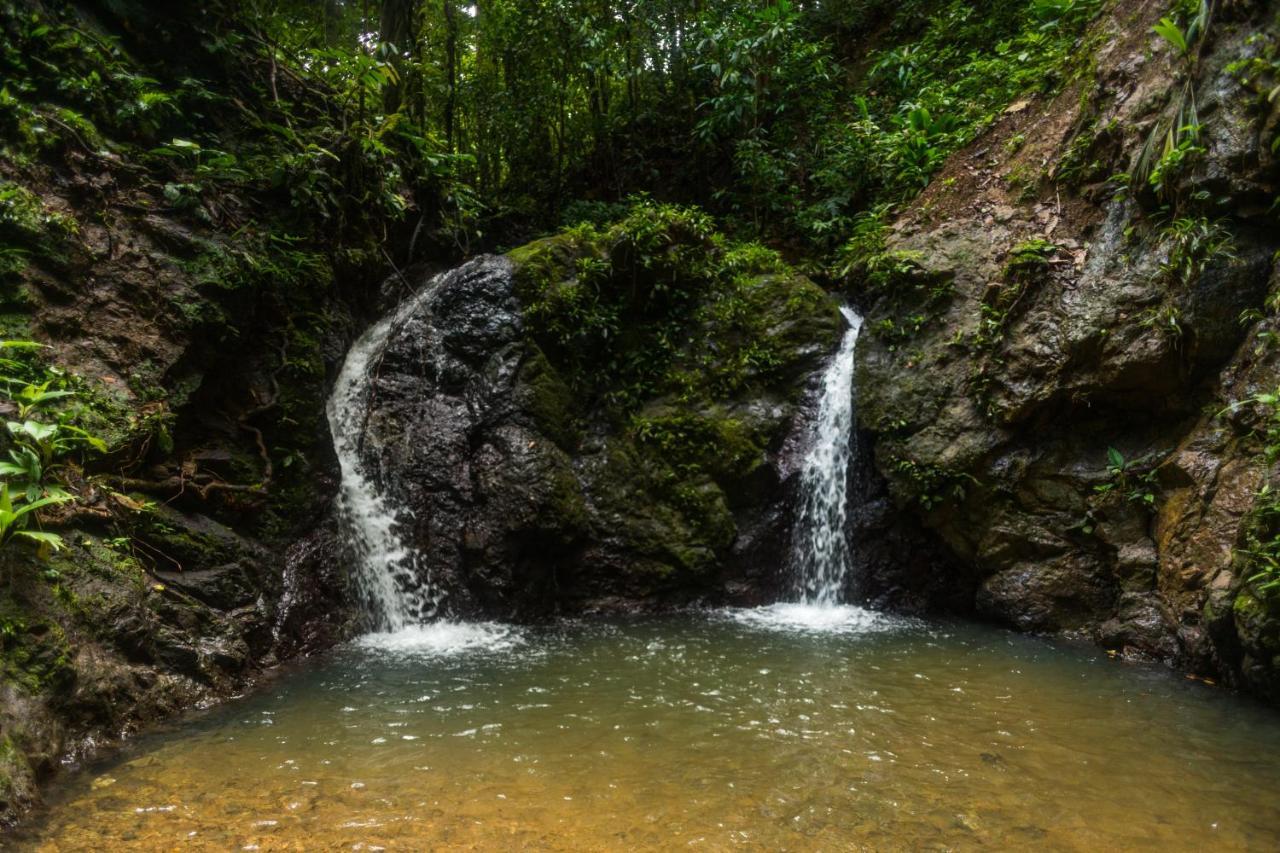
[327,274,520,652]
[731,305,883,632]
[326,282,441,632]
[791,305,863,605]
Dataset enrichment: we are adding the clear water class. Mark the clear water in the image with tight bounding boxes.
[792,306,863,605]
[22,612,1280,851]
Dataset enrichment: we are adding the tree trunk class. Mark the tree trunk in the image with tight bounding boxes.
[443,0,457,152]
[380,0,418,114]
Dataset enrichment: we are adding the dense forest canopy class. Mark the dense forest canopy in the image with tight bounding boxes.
[2,0,1113,270]
[259,0,1106,251]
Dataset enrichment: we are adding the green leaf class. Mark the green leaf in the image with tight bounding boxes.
[1153,18,1189,55]
[1106,447,1125,469]
[12,492,72,517]
[14,530,65,551]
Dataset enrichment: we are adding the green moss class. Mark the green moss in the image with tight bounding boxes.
[544,457,589,537]
[631,411,763,482]
[509,200,842,415]
[0,597,73,695]
[132,504,240,572]
[519,348,580,451]
[66,535,149,585]
[669,479,736,555]
[506,201,847,583]
[0,179,77,261]
[0,732,30,814]
[1235,589,1267,621]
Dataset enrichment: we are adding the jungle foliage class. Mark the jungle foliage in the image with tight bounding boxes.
[0,0,1107,266]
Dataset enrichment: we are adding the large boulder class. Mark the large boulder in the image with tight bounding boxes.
[357,206,882,616]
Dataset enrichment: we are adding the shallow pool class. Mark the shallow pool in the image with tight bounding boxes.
[20,606,1280,850]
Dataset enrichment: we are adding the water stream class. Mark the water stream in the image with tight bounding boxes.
[744,305,877,633]
[792,305,863,606]
[326,280,440,631]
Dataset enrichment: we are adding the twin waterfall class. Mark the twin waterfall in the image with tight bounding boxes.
[328,284,866,633]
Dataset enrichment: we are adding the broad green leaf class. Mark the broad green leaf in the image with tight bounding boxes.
[1153,18,1188,55]
[15,530,65,551]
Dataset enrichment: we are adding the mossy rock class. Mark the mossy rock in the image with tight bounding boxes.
[506,200,843,412]
[496,203,847,597]
[518,347,580,452]
[0,599,73,696]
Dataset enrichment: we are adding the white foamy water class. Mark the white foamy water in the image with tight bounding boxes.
[725,603,893,635]
[353,621,524,656]
[791,306,863,606]
[326,279,446,631]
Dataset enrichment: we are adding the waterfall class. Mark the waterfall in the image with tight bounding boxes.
[326,280,443,632]
[791,306,863,606]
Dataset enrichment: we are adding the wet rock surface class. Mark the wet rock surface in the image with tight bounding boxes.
[358,254,872,616]
[856,0,1280,697]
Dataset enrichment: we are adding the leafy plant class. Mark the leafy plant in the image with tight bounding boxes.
[1153,17,1190,56]
[1238,481,1280,602]
[1095,446,1160,508]
[0,342,106,555]
[0,483,70,554]
[1219,388,1280,464]
[892,455,976,510]
[1157,216,1235,287]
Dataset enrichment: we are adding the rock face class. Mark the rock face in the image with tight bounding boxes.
[0,48,358,828]
[855,0,1280,697]
[355,218,872,616]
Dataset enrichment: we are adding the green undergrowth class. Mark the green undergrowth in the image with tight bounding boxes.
[809,0,1104,261]
[509,200,842,573]
[0,3,415,546]
[509,199,841,417]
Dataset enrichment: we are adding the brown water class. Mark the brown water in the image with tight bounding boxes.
[18,606,1280,851]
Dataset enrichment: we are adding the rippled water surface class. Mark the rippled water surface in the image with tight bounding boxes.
[22,610,1280,850]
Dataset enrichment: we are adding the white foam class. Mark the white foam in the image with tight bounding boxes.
[724,603,896,635]
[353,621,524,656]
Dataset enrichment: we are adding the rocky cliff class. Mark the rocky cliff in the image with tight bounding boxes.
[855,0,1280,697]
[0,3,365,822]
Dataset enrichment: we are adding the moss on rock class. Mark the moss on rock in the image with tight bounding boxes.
[498,206,845,599]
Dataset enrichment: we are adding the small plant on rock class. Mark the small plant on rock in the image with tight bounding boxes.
[0,483,70,555]
[0,342,107,555]
[1095,446,1160,508]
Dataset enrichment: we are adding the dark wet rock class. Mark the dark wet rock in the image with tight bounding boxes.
[855,2,1280,695]
[358,248,862,616]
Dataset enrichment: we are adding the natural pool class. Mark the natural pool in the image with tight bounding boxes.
[19,606,1280,851]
